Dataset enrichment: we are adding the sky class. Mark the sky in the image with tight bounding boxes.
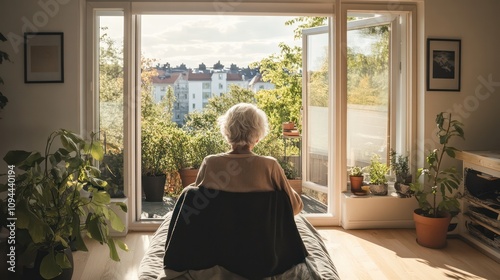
[141,15,301,69]
[101,15,303,69]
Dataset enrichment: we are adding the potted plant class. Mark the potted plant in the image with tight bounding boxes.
[389,149,412,197]
[168,127,196,187]
[141,121,171,202]
[410,112,464,249]
[368,154,390,195]
[348,165,365,193]
[279,159,302,194]
[0,129,127,279]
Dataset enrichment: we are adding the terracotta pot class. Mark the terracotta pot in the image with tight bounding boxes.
[349,176,364,192]
[413,209,451,249]
[179,168,199,187]
[282,122,295,130]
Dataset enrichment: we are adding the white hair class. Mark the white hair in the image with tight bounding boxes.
[218,103,269,147]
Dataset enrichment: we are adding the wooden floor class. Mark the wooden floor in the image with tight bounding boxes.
[73,228,500,280]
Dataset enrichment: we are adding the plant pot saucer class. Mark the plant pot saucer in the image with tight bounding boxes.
[352,191,368,196]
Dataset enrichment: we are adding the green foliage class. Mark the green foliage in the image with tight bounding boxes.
[141,121,174,175]
[349,166,364,177]
[0,129,127,279]
[347,24,390,106]
[285,17,327,39]
[188,130,227,169]
[0,32,10,111]
[253,42,303,136]
[368,154,389,185]
[410,112,464,218]
[100,150,125,198]
[99,28,123,103]
[389,149,410,183]
[278,159,298,180]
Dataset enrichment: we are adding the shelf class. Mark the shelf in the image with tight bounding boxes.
[465,213,500,235]
[465,195,500,215]
[458,150,500,263]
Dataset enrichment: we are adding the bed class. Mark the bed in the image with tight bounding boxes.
[139,187,339,280]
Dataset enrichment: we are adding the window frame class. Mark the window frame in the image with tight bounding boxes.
[86,1,417,230]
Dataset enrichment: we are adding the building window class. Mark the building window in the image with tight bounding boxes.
[192,103,195,109]
[218,83,223,89]
[160,86,166,91]
[203,82,210,89]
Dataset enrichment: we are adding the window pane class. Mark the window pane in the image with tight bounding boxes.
[305,30,329,187]
[346,19,390,171]
[98,13,125,198]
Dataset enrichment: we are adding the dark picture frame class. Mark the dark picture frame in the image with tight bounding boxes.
[427,38,461,91]
[24,32,64,83]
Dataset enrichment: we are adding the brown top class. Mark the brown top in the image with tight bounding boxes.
[194,153,303,215]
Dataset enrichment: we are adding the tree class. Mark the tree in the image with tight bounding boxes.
[252,42,303,136]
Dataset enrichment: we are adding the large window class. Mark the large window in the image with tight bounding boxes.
[88,1,415,228]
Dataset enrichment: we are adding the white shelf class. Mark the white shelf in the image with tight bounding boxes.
[341,192,418,229]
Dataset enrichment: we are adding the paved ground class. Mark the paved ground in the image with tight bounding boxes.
[141,194,327,219]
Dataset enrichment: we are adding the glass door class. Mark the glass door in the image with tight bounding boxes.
[302,25,331,214]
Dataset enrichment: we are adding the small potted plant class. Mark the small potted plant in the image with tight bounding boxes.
[368,154,390,195]
[348,165,365,193]
[410,112,464,248]
[389,149,412,197]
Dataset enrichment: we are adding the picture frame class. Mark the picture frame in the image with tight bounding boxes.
[24,32,64,83]
[426,38,461,91]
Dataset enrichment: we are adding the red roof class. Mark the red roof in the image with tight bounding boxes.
[188,72,212,81]
[151,73,181,84]
[227,73,243,81]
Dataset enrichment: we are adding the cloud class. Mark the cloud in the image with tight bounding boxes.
[140,15,300,68]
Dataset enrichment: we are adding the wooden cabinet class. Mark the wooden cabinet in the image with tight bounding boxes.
[456,150,500,263]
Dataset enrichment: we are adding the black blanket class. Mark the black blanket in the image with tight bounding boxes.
[163,186,308,279]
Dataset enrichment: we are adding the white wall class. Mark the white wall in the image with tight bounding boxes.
[0,0,82,166]
[424,0,500,152]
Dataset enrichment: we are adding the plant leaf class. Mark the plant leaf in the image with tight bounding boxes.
[115,202,128,213]
[108,209,125,232]
[91,141,104,161]
[115,239,129,252]
[40,251,62,279]
[107,238,120,261]
[55,251,72,269]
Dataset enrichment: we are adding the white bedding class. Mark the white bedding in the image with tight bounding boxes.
[139,212,339,280]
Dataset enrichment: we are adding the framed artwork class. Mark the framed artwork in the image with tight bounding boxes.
[427,38,461,91]
[24,32,64,83]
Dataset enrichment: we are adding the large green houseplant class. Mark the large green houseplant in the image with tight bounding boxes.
[0,129,128,279]
[410,112,464,248]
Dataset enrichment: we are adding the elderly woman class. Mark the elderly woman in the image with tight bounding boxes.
[194,103,303,215]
